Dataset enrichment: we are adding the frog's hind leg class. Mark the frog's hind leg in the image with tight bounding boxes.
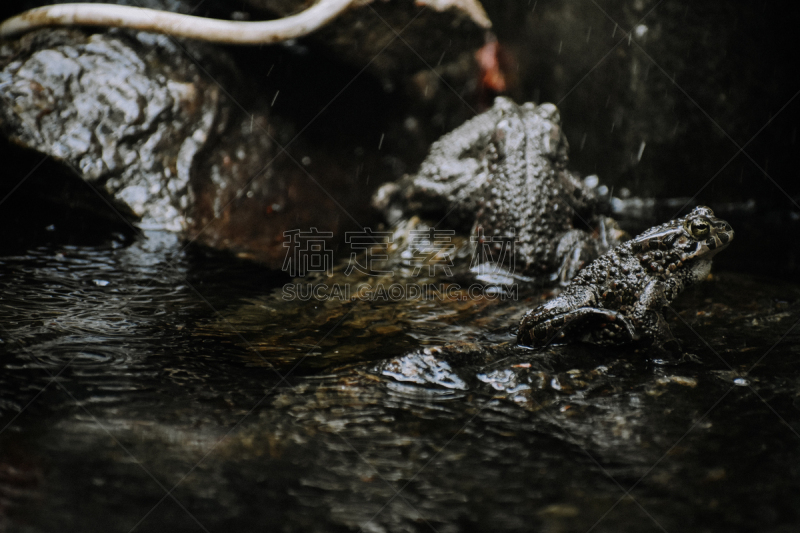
[519,307,637,347]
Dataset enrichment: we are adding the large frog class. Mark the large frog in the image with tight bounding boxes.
[517,206,734,350]
[374,97,622,282]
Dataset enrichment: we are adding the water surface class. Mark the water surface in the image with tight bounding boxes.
[1,231,799,532]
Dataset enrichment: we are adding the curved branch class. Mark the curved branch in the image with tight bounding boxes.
[0,0,358,44]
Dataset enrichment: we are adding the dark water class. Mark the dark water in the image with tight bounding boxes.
[1,231,800,533]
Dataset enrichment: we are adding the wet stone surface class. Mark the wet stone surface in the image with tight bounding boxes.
[0,28,227,232]
[0,0,493,269]
[0,26,372,267]
[1,233,800,532]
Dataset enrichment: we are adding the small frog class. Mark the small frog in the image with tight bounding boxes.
[374,97,621,281]
[517,206,734,350]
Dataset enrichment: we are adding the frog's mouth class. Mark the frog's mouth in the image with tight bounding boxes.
[704,221,735,256]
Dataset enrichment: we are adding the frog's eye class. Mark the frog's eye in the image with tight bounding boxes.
[688,218,711,238]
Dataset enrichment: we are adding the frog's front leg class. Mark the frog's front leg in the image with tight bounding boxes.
[631,279,682,352]
[518,305,637,347]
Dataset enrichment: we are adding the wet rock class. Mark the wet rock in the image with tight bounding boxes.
[0,0,495,265]
[256,0,497,162]
[381,348,469,389]
[0,28,364,266]
[0,29,218,232]
[243,0,489,80]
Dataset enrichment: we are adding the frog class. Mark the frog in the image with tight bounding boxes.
[373,96,623,282]
[517,206,734,350]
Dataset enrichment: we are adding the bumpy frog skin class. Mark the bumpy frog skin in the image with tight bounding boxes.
[374,97,620,281]
[517,206,734,350]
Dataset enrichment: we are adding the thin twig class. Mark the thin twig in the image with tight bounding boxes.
[0,0,357,44]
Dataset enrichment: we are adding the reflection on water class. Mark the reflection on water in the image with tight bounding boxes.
[2,232,800,532]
